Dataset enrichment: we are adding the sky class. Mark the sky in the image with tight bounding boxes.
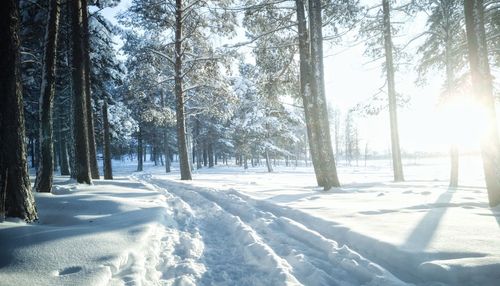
[99,0,488,155]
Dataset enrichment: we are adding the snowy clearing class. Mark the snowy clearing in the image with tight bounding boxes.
[1,157,499,285]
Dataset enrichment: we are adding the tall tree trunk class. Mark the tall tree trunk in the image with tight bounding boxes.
[265,150,273,173]
[81,0,99,179]
[59,134,70,175]
[103,101,112,179]
[0,0,38,221]
[71,0,92,184]
[214,144,218,165]
[34,0,60,193]
[308,0,340,189]
[208,142,214,167]
[175,0,192,180]
[160,92,171,173]
[196,125,202,170]
[63,1,73,177]
[164,129,171,173]
[0,169,6,219]
[54,140,59,172]
[464,0,500,206]
[445,34,459,188]
[295,0,316,179]
[449,144,458,188]
[203,143,208,167]
[382,0,404,182]
[137,125,143,171]
[30,137,36,168]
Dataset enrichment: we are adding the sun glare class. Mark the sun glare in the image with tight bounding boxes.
[438,96,488,150]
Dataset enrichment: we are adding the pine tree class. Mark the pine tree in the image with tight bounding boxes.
[0,0,38,221]
[71,0,92,184]
[464,0,500,207]
[103,100,113,179]
[414,0,465,187]
[34,0,61,193]
[382,0,404,182]
[82,0,99,179]
[121,0,237,180]
[308,0,341,188]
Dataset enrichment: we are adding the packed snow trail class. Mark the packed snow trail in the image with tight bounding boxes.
[133,172,407,286]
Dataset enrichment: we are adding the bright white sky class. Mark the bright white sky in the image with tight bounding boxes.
[101,0,492,155]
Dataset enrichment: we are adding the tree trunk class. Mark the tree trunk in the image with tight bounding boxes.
[203,143,208,167]
[164,129,171,173]
[295,0,324,185]
[449,144,458,188]
[265,150,273,173]
[153,144,158,166]
[34,0,60,193]
[214,144,218,165]
[0,169,6,219]
[30,137,36,168]
[59,134,70,175]
[175,0,192,180]
[103,101,113,179]
[71,0,92,184]
[0,0,38,221]
[195,119,202,169]
[82,0,99,179]
[137,125,143,172]
[308,0,340,189]
[445,32,459,188]
[464,0,500,206]
[208,142,214,167]
[382,0,404,182]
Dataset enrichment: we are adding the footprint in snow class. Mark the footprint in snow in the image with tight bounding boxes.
[57,266,83,276]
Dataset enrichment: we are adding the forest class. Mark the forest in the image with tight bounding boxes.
[1,0,500,285]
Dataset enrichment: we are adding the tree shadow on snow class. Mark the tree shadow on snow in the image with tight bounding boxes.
[401,187,456,251]
[0,190,163,269]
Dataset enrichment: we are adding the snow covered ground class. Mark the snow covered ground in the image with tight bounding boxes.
[1,156,499,285]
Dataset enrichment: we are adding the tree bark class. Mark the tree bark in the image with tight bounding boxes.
[0,0,38,221]
[81,0,99,179]
[208,142,214,167]
[203,143,208,167]
[449,144,458,188]
[175,0,192,180]
[160,92,171,173]
[103,101,113,179]
[265,150,273,173]
[34,0,60,193]
[464,0,500,206]
[137,125,143,171]
[71,0,92,184]
[382,0,404,182]
[308,0,340,189]
[164,129,171,173]
[445,29,459,188]
[59,133,70,175]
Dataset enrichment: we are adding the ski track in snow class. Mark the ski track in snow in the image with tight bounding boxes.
[131,172,408,286]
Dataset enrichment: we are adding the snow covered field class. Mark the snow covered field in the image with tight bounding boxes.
[1,156,499,285]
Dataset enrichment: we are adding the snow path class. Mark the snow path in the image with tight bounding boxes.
[133,172,407,286]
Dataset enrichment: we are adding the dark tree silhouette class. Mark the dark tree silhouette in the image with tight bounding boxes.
[0,0,38,221]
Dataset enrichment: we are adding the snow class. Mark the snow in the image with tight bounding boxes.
[1,156,499,285]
